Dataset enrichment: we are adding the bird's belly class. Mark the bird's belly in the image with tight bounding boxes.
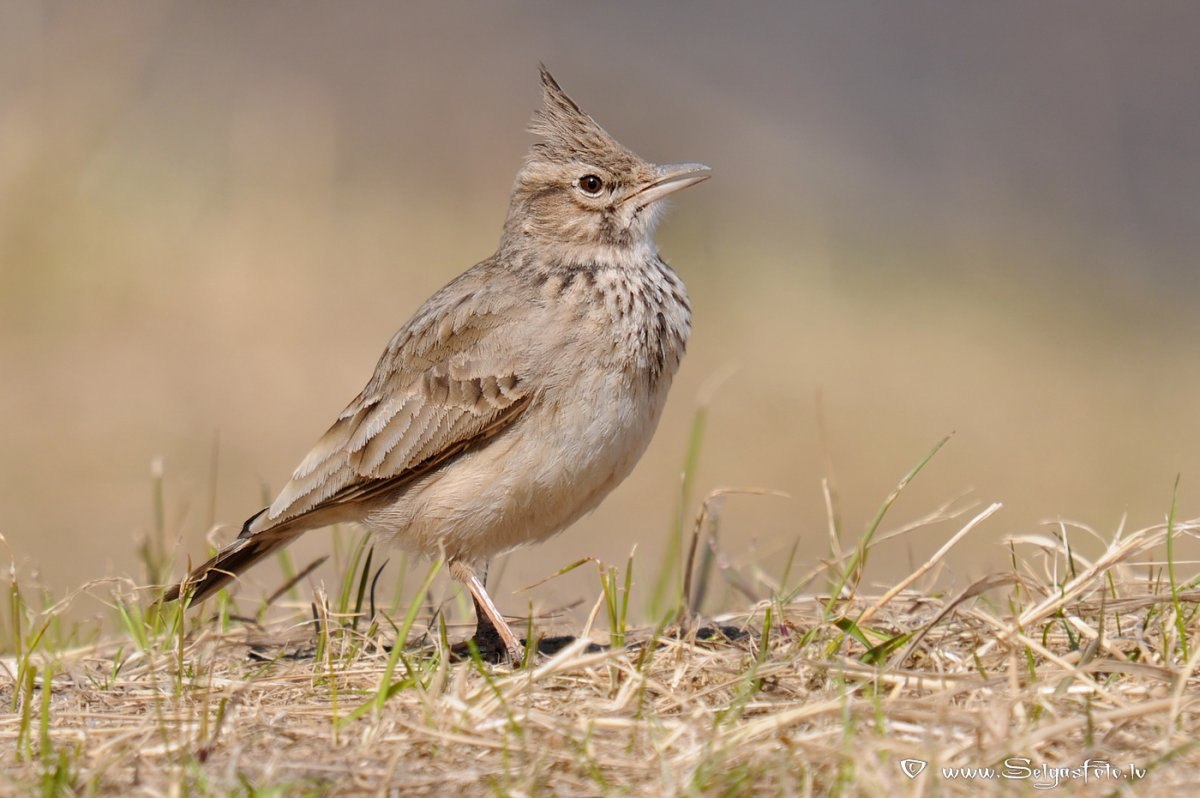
[361,368,673,563]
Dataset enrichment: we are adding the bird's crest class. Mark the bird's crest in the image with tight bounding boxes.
[529,65,637,165]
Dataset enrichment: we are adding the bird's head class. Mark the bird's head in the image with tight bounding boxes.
[502,66,709,266]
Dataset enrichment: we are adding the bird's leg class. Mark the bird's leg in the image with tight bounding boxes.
[469,566,509,659]
[449,559,524,663]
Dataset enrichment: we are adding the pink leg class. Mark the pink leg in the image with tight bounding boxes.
[449,560,524,662]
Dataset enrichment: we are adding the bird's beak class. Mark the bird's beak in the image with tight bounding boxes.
[626,163,711,210]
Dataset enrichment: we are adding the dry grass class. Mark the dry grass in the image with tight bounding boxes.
[5,483,1200,797]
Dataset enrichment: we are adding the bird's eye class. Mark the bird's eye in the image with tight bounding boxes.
[578,174,604,196]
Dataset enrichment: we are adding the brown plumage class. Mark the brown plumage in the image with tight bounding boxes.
[166,66,709,661]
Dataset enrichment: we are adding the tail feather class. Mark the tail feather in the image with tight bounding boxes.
[163,510,301,604]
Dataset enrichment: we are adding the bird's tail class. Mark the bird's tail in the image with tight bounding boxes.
[162,510,303,605]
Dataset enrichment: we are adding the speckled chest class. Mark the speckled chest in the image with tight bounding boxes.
[537,258,691,389]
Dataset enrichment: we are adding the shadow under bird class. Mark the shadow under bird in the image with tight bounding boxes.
[165,66,710,662]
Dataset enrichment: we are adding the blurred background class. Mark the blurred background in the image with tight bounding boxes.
[3,2,1200,624]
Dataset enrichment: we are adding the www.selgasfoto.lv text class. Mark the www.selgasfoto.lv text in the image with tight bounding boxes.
[940,758,1146,787]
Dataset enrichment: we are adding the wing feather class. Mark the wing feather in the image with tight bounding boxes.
[260,269,534,528]
[378,402,443,475]
[409,408,474,468]
[346,398,403,453]
[356,400,427,474]
[291,414,358,480]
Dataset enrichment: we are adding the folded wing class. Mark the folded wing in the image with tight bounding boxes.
[253,270,534,535]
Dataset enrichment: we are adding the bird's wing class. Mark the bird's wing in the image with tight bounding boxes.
[254,268,534,532]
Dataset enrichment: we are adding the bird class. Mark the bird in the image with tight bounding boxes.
[164,66,710,662]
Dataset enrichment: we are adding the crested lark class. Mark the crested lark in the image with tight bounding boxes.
[165,67,709,661]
